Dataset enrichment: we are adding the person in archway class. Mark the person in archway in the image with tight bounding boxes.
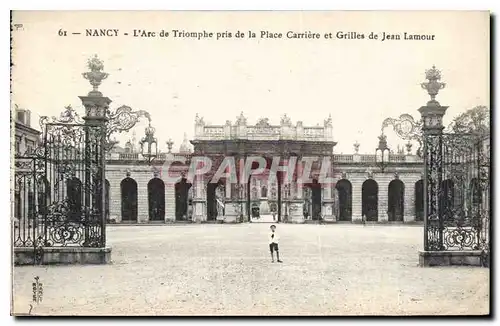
[269,224,283,263]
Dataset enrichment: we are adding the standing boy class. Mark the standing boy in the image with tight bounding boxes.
[269,224,283,263]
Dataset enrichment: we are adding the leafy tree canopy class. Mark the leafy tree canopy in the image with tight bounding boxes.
[448,105,490,135]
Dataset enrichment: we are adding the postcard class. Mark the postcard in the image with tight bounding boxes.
[10,10,490,316]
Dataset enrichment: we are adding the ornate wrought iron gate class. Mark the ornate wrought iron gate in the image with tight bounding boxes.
[424,132,490,260]
[14,112,106,264]
[13,155,46,253]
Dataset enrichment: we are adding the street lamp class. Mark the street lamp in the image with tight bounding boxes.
[139,122,158,163]
[375,133,390,172]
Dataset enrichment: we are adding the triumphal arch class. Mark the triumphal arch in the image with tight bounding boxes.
[103,111,424,225]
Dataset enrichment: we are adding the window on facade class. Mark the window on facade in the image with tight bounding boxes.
[17,111,25,124]
[271,189,277,199]
[261,186,268,198]
[251,188,258,199]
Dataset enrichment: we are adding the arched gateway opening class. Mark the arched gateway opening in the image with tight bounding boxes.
[121,177,138,222]
[305,179,322,220]
[175,178,192,221]
[335,179,352,221]
[207,180,224,221]
[388,179,405,221]
[362,179,378,221]
[148,178,165,221]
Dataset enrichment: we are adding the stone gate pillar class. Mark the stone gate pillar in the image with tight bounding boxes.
[222,155,244,223]
[287,156,303,223]
[417,66,454,266]
[320,156,335,222]
[192,175,206,223]
[79,55,112,251]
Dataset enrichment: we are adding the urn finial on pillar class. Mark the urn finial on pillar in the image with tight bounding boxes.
[79,55,112,122]
[418,65,448,134]
[82,54,109,97]
[420,65,446,107]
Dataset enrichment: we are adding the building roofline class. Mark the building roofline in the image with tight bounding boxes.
[15,122,41,135]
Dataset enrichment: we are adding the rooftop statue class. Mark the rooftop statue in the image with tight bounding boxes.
[324,114,333,127]
[280,114,292,127]
[255,117,271,128]
[195,113,205,126]
[235,112,247,126]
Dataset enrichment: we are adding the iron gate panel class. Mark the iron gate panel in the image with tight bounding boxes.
[424,132,490,253]
[13,119,107,260]
[43,121,106,247]
[13,155,46,251]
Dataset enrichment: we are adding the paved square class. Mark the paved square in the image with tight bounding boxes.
[12,224,489,316]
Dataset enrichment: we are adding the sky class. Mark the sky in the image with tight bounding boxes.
[10,11,489,154]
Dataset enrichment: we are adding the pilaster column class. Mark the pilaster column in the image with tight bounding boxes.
[290,157,304,222]
[165,181,175,222]
[108,174,121,222]
[192,175,206,223]
[225,177,231,200]
[222,155,244,223]
[377,174,390,223]
[320,156,335,222]
[321,182,335,222]
[137,173,149,223]
[351,174,363,223]
[403,177,416,223]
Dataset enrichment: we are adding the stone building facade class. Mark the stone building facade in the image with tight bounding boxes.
[104,113,425,224]
[13,107,42,222]
[14,107,40,155]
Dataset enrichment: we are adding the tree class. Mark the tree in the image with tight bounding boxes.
[448,105,490,135]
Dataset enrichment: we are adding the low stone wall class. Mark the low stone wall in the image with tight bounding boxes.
[419,250,486,267]
[14,247,112,265]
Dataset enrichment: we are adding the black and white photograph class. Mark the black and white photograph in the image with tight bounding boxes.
[9,10,490,316]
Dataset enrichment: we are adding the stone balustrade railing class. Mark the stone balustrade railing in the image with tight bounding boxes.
[333,154,422,163]
[106,152,422,163]
[193,114,334,142]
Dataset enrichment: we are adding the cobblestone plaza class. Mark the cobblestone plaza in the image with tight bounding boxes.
[12,224,489,316]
